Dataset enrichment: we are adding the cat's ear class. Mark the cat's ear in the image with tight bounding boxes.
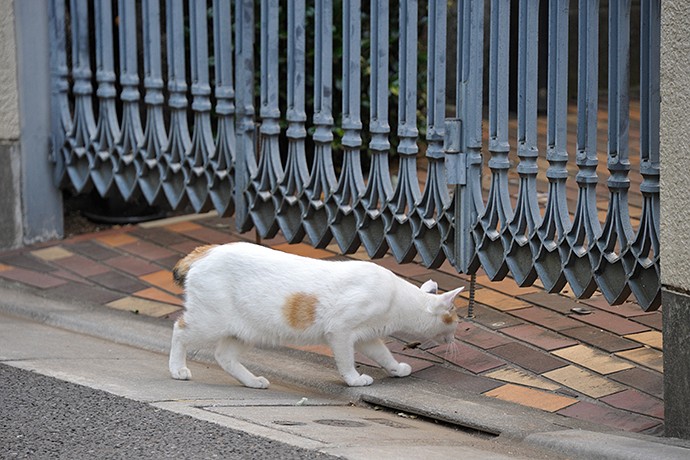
[420,280,438,294]
[439,287,464,309]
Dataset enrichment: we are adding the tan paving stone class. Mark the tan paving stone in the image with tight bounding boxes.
[30,246,74,261]
[134,287,184,307]
[542,365,626,398]
[107,296,181,317]
[624,331,662,350]
[484,367,560,391]
[465,289,530,311]
[166,221,204,233]
[0,263,11,272]
[273,243,332,259]
[484,384,577,412]
[616,347,664,373]
[475,275,540,296]
[553,344,634,375]
[139,270,184,295]
[96,233,139,247]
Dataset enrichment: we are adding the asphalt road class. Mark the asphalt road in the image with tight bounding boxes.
[0,363,336,460]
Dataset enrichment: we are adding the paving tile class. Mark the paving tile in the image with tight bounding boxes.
[517,291,585,314]
[428,342,505,374]
[413,366,503,394]
[89,271,149,294]
[381,259,434,279]
[631,313,662,331]
[601,389,664,419]
[500,324,578,351]
[96,233,139,247]
[185,227,236,244]
[129,226,190,246]
[391,355,435,373]
[139,211,218,229]
[560,325,641,353]
[572,310,650,335]
[30,246,74,261]
[0,263,12,272]
[510,306,582,331]
[105,255,162,277]
[553,345,634,375]
[119,240,178,261]
[291,344,334,357]
[49,282,123,305]
[133,287,184,307]
[53,255,112,277]
[490,343,568,374]
[484,367,560,391]
[386,341,445,364]
[581,296,656,318]
[624,331,662,350]
[170,241,206,255]
[475,274,540,297]
[50,268,91,284]
[609,368,664,399]
[165,221,204,233]
[107,296,181,318]
[557,401,661,433]
[64,241,122,261]
[139,270,184,295]
[156,255,182,271]
[484,384,577,412]
[0,253,57,273]
[615,347,664,373]
[411,271,469,293]
[456,322,513,349]
[542,365,626,398]
[469,304,525,330]
[470,289,530,311]
[0,267,67,289]
[272,243,332,259]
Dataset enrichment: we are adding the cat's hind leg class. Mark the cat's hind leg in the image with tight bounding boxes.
[214,336,270,389]
[327,332,374,386]
[356,339,411,378]
[169,318,193,380]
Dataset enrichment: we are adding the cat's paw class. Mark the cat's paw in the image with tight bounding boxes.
[171,367,192,380]
[244,376,270,389]
[390,362,412,378]
[346,373,374,387]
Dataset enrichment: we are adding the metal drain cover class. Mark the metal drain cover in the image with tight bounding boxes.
[314,419,369,427]
[272,420,307,426]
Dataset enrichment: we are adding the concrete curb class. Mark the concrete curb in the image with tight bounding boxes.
[2,283,689,459]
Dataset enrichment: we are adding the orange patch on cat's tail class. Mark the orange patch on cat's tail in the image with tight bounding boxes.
[172,244,218,287]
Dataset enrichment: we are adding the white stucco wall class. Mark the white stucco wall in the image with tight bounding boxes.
[660,0,690,291]
[0,0,19,140]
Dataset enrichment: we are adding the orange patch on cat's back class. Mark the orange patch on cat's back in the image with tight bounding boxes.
[283,292,319,330]
[172,244,218,286]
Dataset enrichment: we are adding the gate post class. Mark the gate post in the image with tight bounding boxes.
[1,0,63,249]
[660,0,690,440]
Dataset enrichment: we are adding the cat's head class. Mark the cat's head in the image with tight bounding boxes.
[419,280,464,343]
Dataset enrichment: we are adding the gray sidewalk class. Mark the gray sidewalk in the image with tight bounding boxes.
[1,284,688,460]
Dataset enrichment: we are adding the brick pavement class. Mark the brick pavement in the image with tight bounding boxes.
[0,211,664,435]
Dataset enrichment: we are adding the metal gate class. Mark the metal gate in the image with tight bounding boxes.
[49,0,660,310]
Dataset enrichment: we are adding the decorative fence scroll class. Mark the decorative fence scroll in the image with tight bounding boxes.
[49,0,661,311]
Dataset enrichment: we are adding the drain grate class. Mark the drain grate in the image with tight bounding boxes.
[313,419,369,428]
[272,420,307,426]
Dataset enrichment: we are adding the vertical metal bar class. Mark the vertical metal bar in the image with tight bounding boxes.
[593,0,634,304]
[63,0,96,192]
[48,0,71,186]
[234,0,257,232]
[137,0,167,205]
[357,0,393,259]
[505,0,540,285]
[302,0,337,247]
[474,0,512,280]
[114,0,144,200]
[385,0,421,263]
[209,0,236,217]
[89,0,120,197]
[531,0,571,293]
[562,0,602,299]
[625,0,661,310]
[328,0,365,253]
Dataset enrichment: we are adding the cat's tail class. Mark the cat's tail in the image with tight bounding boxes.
[172,244,219,287]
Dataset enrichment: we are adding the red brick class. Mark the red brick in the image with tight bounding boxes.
[558,401,661,433]
[560,325,640,353]
[429,342,505,374]
[500,324,578,351]
[601,389,664,419]
[456,322,513,349]
[119,240,177,261]
[105,255,162,276]
[53,255,111,277]
[413,365,503,394]
[573,311,650,336]
[511,306,582,331]
[490,343,567,374]
[0,267,67,289]
[609,368,663,399]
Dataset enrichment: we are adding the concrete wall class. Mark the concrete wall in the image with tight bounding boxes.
[660,0,690,440]
[0,0,22,249]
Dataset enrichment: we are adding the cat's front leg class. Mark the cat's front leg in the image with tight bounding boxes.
[356,338,411,378]
[326,332,374,387]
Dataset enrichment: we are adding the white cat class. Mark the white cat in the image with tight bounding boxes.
[169,242,463,388]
